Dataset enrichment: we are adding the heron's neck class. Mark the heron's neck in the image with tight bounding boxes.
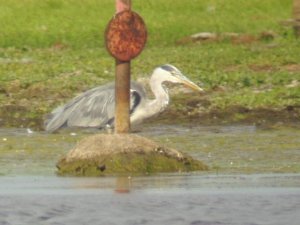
[149,73,169,111]
[129,73,170,126]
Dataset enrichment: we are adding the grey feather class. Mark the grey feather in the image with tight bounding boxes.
[45,82,146,132]
[44,64,203,132]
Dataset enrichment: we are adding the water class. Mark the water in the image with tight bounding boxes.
[0,125,300,225]
[1,175,300,225]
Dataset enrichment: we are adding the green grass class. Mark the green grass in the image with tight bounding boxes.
[0,0,294,48]
[0,0,299,128]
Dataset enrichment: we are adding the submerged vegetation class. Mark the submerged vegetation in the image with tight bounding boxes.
[0,0,299,129]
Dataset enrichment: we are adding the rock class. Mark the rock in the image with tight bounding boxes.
[176,31,277,46]
[176,32,219,45]
[190,32,218,40]
[286,80,300,88]
[57,134,208,176]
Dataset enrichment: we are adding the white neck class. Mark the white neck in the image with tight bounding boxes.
[130,71,171,125]
[148,72,170,113]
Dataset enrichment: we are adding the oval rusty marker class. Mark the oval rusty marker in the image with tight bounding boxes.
[105,10,147,62]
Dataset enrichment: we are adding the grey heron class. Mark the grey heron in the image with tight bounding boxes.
[44,64,204,132]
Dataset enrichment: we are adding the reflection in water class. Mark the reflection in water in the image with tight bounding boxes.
[115,177,131,193]
[0,175,300,225]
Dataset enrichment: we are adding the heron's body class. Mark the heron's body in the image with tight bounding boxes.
[44,65,203,132]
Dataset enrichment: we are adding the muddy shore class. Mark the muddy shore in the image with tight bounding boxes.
[0,92,299,130]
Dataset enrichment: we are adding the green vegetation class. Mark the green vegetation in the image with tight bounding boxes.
[0,0,299,129]
[57,152,207,176]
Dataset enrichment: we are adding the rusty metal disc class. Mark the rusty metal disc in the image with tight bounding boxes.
[105,10,147,62]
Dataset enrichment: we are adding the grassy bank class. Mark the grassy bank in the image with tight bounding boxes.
[0,0,299,129]
[0,0,293,48]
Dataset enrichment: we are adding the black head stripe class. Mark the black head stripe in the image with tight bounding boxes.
[130,90,141,114]
[160,64,176,73]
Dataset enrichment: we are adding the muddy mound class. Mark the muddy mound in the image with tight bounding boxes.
[57,134,207,176]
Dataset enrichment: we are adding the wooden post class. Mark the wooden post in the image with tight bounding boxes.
[115,60,131,133]
[105,0,146,133]
[115,0,131,133]
[116,0,131,12]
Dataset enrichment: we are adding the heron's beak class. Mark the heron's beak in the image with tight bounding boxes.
[181,79,204,93]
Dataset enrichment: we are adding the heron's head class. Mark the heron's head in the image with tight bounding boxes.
[153,64,204,92]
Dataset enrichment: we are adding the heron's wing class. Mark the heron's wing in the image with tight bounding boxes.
[130,90,141,114]
[66,87,115,127]
[45,83,115,132]
[130,81,146,114]
[45,82,147,132]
